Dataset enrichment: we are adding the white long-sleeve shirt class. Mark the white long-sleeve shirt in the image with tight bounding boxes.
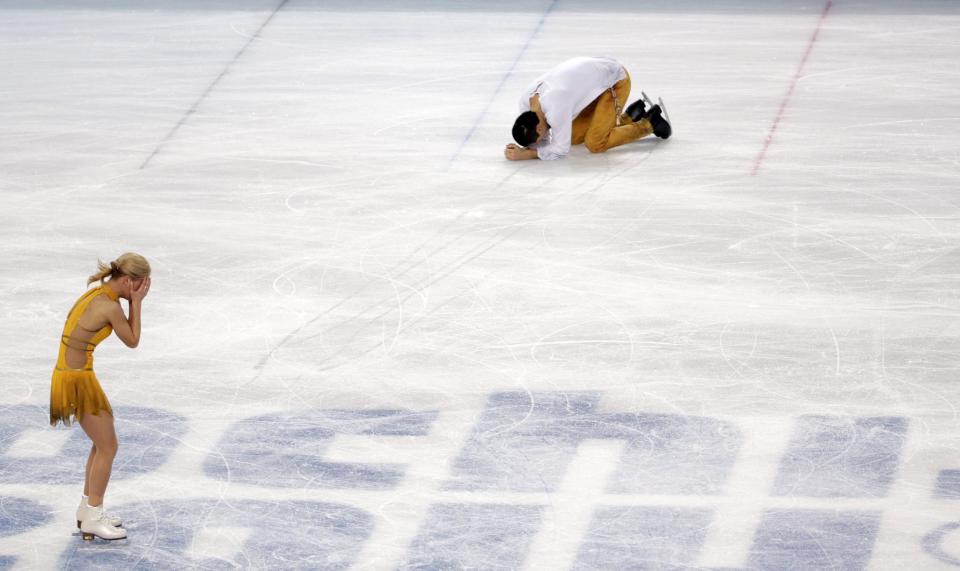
[518,57,627,160]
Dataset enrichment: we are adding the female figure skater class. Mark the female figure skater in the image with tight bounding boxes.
[50,253,151,541]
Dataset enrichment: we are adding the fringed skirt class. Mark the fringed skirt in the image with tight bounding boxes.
[49,367,113,426]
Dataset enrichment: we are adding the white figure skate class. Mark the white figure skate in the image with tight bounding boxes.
[79,505,127,541]
[76,496,122,528]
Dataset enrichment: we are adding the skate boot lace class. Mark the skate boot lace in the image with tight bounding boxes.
[92,507,118,524]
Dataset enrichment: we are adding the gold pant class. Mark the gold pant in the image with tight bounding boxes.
[572,73,653,153]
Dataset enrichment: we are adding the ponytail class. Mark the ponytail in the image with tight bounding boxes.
[87,253,151,286]
[87,260,115,285]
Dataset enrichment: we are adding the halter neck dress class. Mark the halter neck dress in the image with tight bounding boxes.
[50,285,118,426]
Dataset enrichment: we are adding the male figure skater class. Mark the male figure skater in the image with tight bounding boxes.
[504,56,670,161]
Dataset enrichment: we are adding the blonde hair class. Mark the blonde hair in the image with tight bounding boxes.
[87,253,151,286]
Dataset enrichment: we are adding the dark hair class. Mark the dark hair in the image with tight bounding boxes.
[512,111,540,147]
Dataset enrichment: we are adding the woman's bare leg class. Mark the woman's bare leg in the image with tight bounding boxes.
[83,444,96,497]
[78,411,118,507]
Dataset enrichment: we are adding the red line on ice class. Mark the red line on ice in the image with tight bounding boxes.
[751,0,833,176]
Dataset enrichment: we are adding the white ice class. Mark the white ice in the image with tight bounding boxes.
[1,1,959,569]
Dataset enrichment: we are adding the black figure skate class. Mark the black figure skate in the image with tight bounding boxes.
[640,91,671,139]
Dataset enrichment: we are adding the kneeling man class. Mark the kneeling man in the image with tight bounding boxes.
[505,56,670,161]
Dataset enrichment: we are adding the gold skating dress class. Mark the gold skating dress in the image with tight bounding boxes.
[49,285,118,426]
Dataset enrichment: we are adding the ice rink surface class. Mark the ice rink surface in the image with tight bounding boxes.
[1,0,959,569]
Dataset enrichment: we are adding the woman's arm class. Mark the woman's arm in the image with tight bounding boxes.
[108,277,149,348]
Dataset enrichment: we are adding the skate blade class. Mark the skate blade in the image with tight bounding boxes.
[81,532,127,541]
[658,97,670,124]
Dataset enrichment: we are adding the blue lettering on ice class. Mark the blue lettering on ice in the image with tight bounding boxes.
[58,499,372,570]
[445,391,742,494]
[0,497,51,538]
[935,470,960,500]
[401,503,542,570]
[0,497,51,570]
[773,415,908,497]
[572,506,714,570]
[923,522,960,567]
[746,509,881,570]
[0,406,185,485]
[205,409,437,489]
[12,398,918,567]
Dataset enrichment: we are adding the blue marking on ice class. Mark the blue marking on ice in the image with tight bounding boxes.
[935,469,960,499]
[745,509,881,570]
[0,497,50,538]
[445,391,742,494]
[401,503,543,570]
[0,406,186,485]
[204,409,437,489]
[773,415,908,497]
[923,521,960,566]
[58,499,372,570]
[572,506,714,570]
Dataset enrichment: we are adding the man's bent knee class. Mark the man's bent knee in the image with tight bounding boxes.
[585,139,609,153]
